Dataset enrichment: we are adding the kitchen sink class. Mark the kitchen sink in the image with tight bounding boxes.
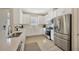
[8,32,22,38]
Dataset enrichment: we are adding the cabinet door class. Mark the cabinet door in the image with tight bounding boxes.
[38,15,46,24]
[56,8,65,17]
[63,8,72,15]
[56,8,72,17]
[13,9,20,25]
[0,9,10,40]
[22,14,30,24]
[53,10,57,18]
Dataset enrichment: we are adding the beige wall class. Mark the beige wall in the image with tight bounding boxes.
[72,8,79,51]
[77,9,79,50]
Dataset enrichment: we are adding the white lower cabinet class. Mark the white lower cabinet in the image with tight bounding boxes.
[17,37,25,51]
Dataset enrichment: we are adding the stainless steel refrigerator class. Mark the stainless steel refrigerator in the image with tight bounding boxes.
[54,14,72,51]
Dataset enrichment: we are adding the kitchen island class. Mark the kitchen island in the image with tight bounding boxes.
[0,29,26,51]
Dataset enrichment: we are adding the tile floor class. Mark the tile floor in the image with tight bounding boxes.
[25,35,62,51]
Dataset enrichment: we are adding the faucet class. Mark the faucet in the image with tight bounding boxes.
[15,26,19,31]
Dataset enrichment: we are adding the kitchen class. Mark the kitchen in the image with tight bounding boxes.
[0,8,78,51]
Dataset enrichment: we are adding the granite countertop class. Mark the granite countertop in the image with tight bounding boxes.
[0,29,26,51]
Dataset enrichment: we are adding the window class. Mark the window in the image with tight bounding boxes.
[31,15,38,25]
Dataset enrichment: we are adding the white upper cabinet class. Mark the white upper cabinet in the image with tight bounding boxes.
[0,9,10,40]
[12,8,29,25]
[11,8,72,25]
[53,8,72,18]
[53,10,57,18]
[38,15,45,24]
[63,8,72,14]
[44,15,51,24]
[22,14,30,24]
[12,9,21,25]
[47,9,53,20]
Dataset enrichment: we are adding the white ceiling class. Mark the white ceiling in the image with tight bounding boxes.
[22,8,50,15]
